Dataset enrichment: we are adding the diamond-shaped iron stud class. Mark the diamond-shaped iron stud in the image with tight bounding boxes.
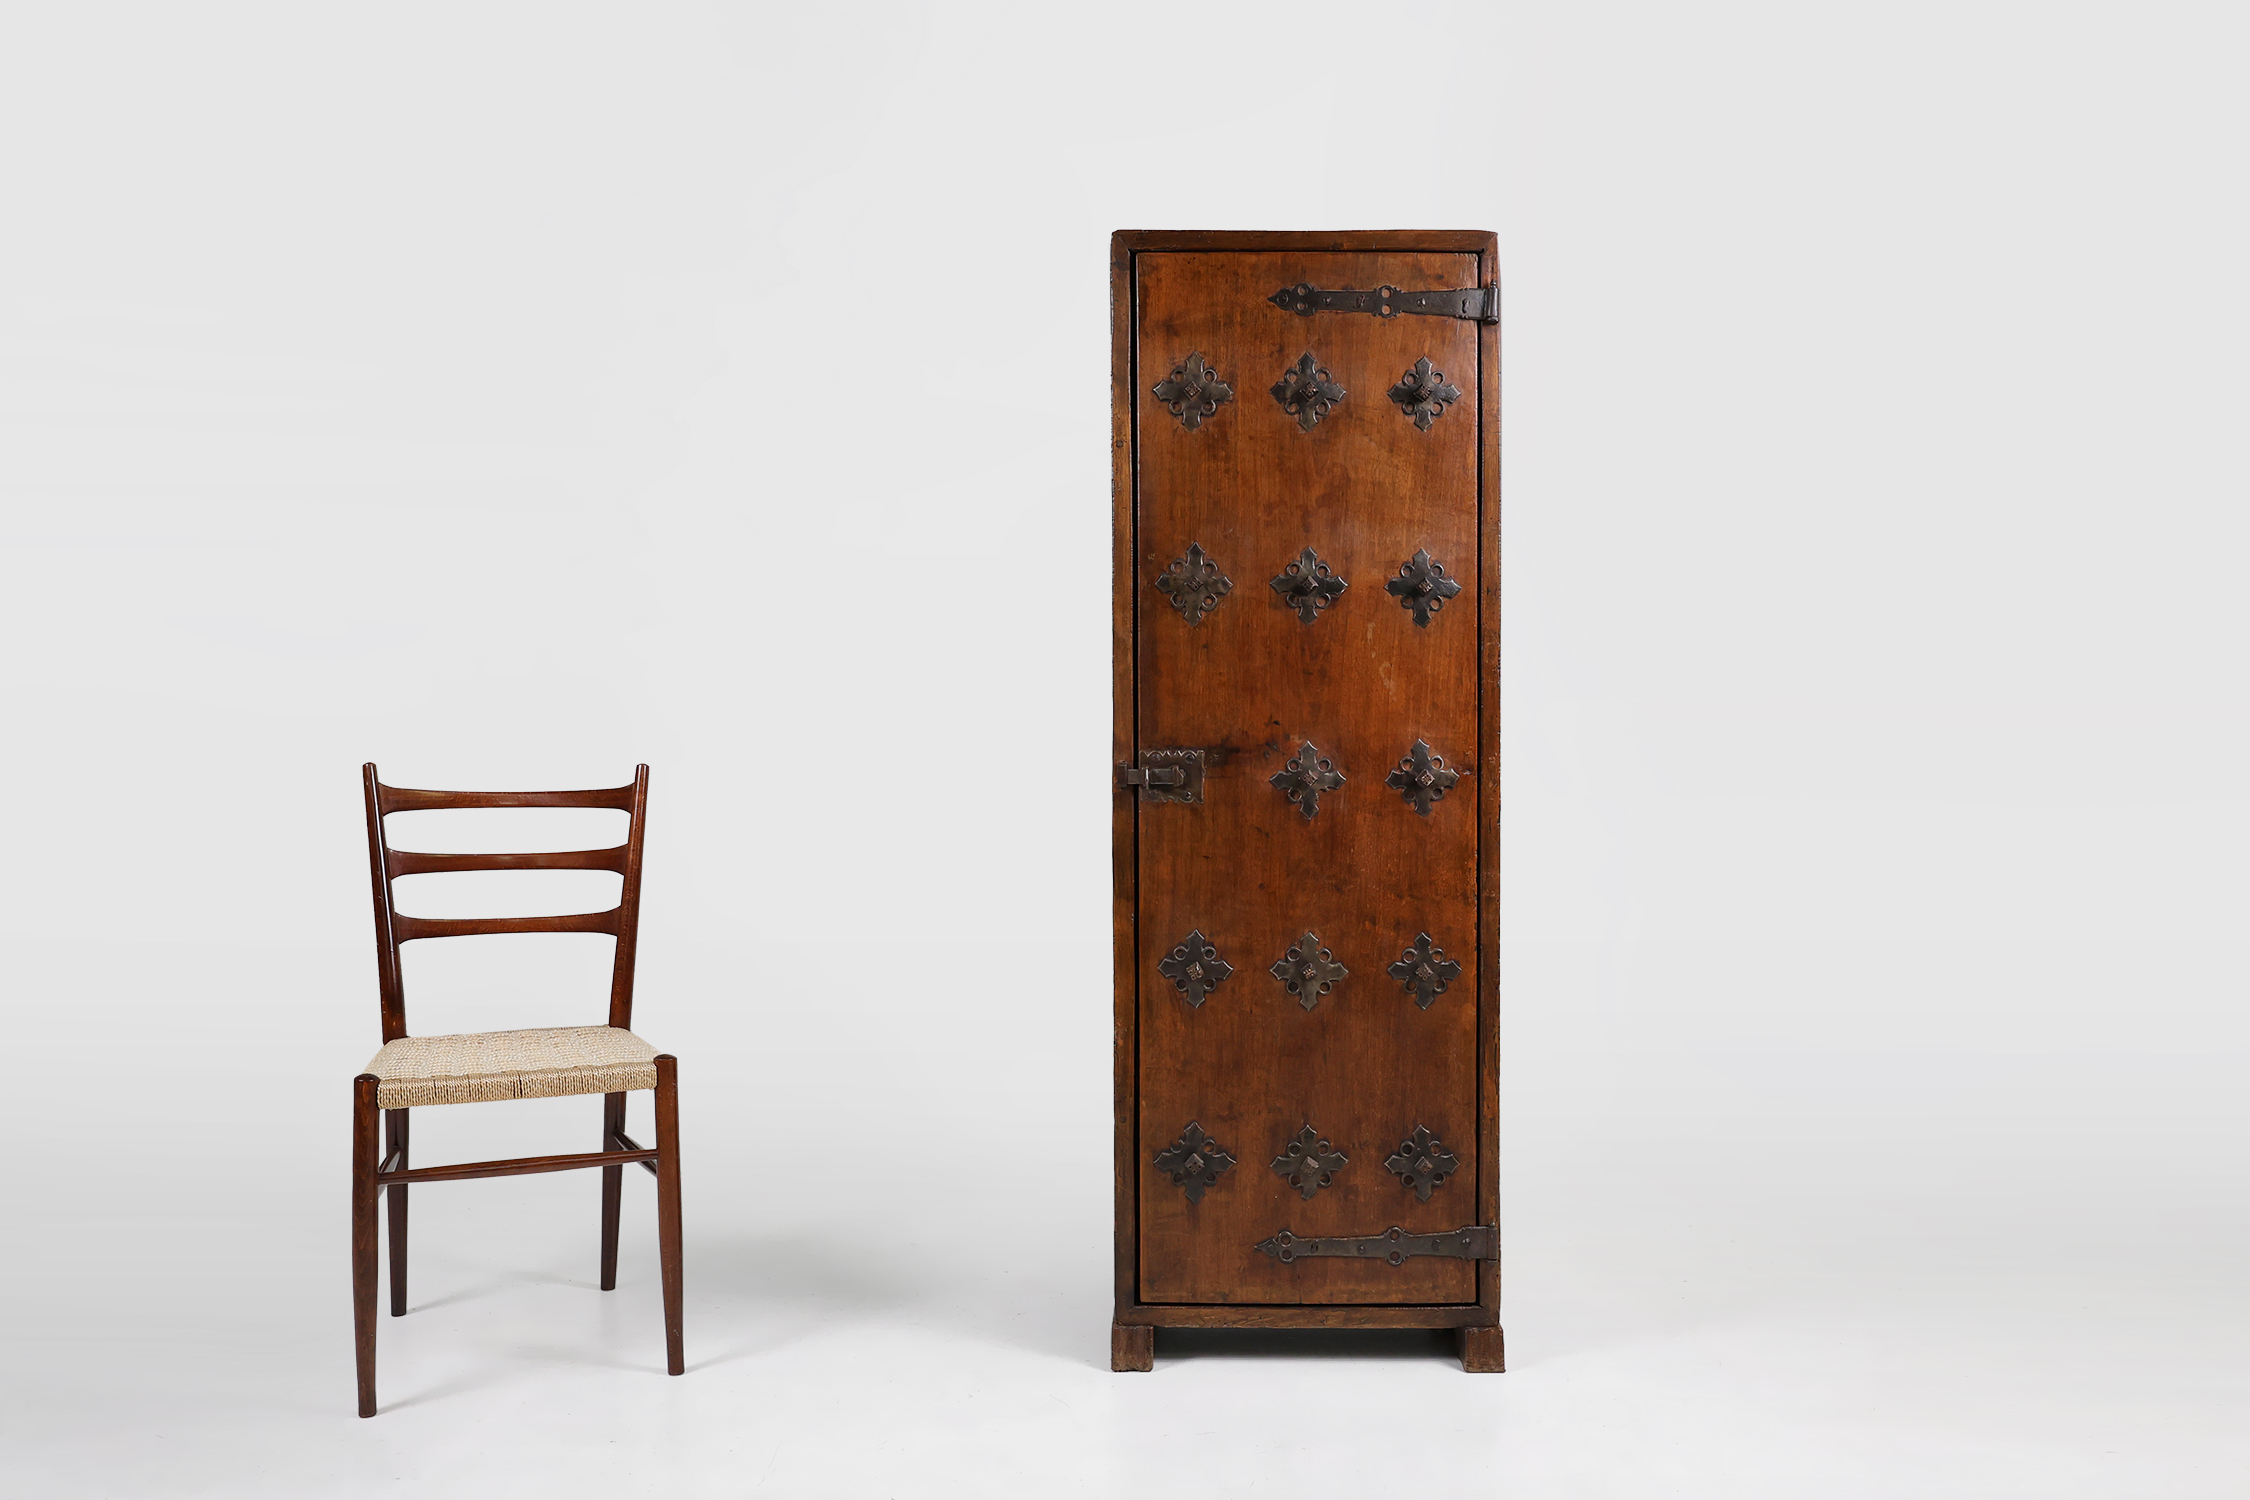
[1270,930,1348,1011]
[1153,1121,1235,1203]
[1385,739,1460,816]
[1387,931,1463,1010]
[1269,741,1345,820]
[1386,548,1461,627]
[1151,351,1234,431]
[1384,1124,1459,1202]
[1156,543,1233,625]
[1271,1124,1349,1200]
[1157,929,1233,1009]
[1269,547,1348,624]
[1270,351,1346,432]
[1388,357,1462,431]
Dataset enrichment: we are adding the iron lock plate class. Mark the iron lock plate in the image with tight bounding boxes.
[1117,747,1205,803]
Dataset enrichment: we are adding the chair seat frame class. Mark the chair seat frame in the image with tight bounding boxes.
[353,763,682,1418]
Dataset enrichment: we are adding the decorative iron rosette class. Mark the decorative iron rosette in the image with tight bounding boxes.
[1386,548,1462,627]
[1157,929,1233,1009]
[1384,1124,1460,1202]
[1388,357,1462,430]
[1152,1121,1235,1203]
[1151,351,1234,431]
[1269,351,1346,432]
[1270,930,1348,1011]
[1270,1124,1349,1201]
[1269,547,1348,624]
[1386,931,1463,1009]
[1269,741,1345,820]
[1384,740,1460,816]
[1155,543,1233,625]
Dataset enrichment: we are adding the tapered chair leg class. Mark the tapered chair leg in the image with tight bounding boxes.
[385,1108,409,1316]
[599,1092,625,1291]
[652,1056,684,1375]
[352,1074,381,1417]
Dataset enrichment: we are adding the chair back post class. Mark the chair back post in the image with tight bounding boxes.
[607,764,652,1031]
[363,763,408,1042]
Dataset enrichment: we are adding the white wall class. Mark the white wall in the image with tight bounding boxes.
[3,4,2245,1492]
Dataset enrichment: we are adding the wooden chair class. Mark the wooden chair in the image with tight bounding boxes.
[352,763,682,1417]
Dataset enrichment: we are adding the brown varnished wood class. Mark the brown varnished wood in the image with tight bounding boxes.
[352,1074,379,1417]
[363,766,406,1043]
[1116,1302,1494,1329]
[376,784,636,812]
[387,910,622,943]
[607,768,651,1031]
[1111,1323,1155,1372]
[1473,240,1503,1328]
[600,1091,626,1290]
[1114,232,1503,1347]
[1116,230,1496,255]
[1137,249,1480,1306]
[653,1054,684,1376]
[1110,231,1144,1323]
[1458,1323,1505,1372]
[384,1108,409,1317]
[374,1146,657,1186]
[387,847,630,876]
[353,764,683,1410]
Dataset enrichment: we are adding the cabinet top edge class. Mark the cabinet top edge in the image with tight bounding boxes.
[1113,229,1497,256]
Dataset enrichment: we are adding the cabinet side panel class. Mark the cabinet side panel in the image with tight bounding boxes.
[1112,236,1142,1316]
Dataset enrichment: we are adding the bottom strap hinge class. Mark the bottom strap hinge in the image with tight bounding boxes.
[1256,1224,1498,1265]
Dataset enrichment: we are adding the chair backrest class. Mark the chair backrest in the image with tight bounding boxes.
[362,764,650,1043]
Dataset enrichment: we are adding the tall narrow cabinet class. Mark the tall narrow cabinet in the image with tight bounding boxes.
[1110,230,1502,1372]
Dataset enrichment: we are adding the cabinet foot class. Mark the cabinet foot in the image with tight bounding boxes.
[1458,1324,1505,1373]
[1111,1323,1154,1372]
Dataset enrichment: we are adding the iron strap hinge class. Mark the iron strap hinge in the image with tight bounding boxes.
[1116,748,1206,804]
[1255,1224,1499,1266]
[1269,282,1499,325]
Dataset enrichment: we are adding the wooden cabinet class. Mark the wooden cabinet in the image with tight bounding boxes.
[1110,231,1502,1372]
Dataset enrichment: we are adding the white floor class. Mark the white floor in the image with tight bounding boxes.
[7,939,2244,1498]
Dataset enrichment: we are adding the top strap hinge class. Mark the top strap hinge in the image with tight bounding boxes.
[1269,282,1498,325]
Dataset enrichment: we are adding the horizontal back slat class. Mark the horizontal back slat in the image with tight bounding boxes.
[391,909,622,943]
[387,847,631,877]
[377,783,636,813]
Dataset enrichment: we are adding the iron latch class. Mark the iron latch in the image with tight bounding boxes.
[1116,748,1205,804]
[1269,282,1499,325]
[1255,1224,1498,1266]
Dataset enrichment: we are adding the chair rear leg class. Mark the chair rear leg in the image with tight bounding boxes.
[352,1075,381,1417]
[385,1108,409,1316]
[653,1056,684,1375]
[599,1092,625,1291]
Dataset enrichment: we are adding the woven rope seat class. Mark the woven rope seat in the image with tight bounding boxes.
[365,1025,660,1109]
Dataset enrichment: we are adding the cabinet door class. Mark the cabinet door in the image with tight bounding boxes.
[1129,249,1488,1305]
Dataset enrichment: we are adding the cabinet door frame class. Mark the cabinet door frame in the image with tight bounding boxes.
[1109,229,1501,1331]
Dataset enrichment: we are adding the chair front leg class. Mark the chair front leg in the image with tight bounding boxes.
[352,1074,381,1417]
[600,1092,625,1291]
[385,1108,409,1316]
[653,1056,684,1376]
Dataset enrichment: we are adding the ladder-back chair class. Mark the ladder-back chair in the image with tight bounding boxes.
[352,763,682,1418]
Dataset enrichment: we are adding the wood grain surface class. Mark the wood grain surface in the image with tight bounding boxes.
[1127,248,1486,1307]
